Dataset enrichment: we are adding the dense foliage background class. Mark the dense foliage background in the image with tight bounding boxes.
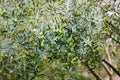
[0,0,120,80]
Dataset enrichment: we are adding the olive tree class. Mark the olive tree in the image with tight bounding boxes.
[0,0,120,80]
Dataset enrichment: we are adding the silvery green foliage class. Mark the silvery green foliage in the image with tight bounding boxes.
[1,0,119,80]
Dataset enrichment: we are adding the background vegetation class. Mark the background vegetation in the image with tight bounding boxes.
[0,0,120,80]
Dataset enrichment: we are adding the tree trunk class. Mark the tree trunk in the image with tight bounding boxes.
[102,59,120,76]
[83,61,102,80]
